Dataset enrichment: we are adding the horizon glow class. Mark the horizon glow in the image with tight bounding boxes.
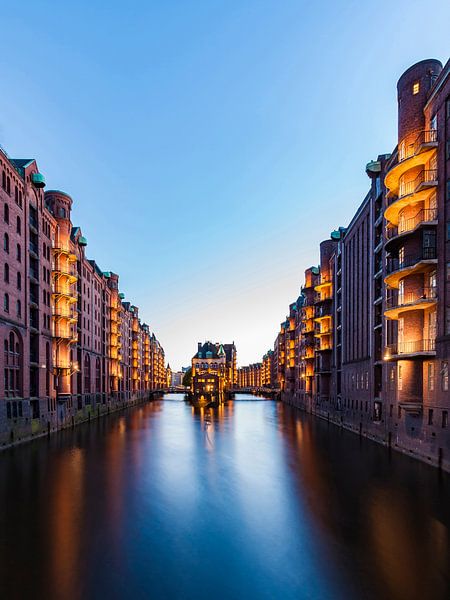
[1,0,449,369]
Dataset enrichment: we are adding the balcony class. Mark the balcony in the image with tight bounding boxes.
[52,246,77,262]
[52,268,78,284]
[52,308,77,322]
[385,169,438,225]
[385,129,438,195]
[384,338,436,359]
[385,248,437,288]
[314,277,332,293]
[385,287,437,319]
[314,305,332,321]
[385,208,437,246]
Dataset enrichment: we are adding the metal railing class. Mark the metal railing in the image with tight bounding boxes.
[386,339,436,355]
[386,248,437,274]
[398,129,437,162]
[386,286,437,309]
[398,169,438,199]
[386,208,437,239]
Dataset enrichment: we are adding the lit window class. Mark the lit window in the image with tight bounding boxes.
[413,82,420,95]
[428,363,434,391]
[442,361,449,392]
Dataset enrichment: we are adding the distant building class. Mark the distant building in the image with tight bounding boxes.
[171,371,184,387]
[191,341,236,403]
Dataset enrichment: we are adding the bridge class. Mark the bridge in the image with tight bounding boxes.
[228,387,280,398]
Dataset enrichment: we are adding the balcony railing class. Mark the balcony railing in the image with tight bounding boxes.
[386,208,437,239]
[398,129,437,162]
[386,248,437,274]
[398,169,438,199]
[385,286,437,309]
[386,339,436,355]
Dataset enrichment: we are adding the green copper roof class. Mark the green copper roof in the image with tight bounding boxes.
[118,292,125,300]
[78,236,88,246]
[103,271,111,278]
[31,172,46,188]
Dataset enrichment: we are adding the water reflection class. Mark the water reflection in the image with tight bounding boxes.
[0,395,448,600]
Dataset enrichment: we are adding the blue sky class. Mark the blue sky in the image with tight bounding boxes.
[1,1,449,369]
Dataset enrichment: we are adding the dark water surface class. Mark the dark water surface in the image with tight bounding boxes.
[0,395,449,600]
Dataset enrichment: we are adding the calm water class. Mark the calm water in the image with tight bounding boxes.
[0,395,449,600]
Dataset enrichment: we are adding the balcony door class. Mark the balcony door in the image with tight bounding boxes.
[423,230,436,259]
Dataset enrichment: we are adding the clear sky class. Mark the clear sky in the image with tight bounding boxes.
[1,1,449,370]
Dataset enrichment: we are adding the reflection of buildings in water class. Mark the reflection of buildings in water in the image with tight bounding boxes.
[368,488,449,600]
[277,402,450,599]
[190,400,237,450]
[48,448,85,599]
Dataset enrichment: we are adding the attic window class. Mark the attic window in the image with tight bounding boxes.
[413,82,420,95]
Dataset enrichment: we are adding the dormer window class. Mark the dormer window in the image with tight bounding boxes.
[412,81,420,95]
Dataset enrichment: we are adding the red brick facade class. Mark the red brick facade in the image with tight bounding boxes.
[270,58,450,471]
[0,149,167,447]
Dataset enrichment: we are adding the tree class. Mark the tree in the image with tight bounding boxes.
[182,368,192,388]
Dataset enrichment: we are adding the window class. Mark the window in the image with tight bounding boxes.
[4,263,9,283]
[96,358,101,392]
[4,293,9,312]
[413,81,420,95]
[447,98,450,119]
[16,300,21,318]
[428,362,435,391]
[16,216,21,234]
[430,114,437,131]
[447,262,450,282]
[4,233,9,253]
[4,203,9,223]
[447,222,450,241]
[16,243,21,262]
[16,272,21,290]
[443,411,448,429]
[442,361,449,391]
[84,354,91,393]
[4,330,22,397]
[398,365,402,390]
[428,409,434,426]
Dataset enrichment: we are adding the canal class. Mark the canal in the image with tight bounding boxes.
[0,394,449,600]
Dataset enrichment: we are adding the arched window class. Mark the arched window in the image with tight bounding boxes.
[1,171,5,189]
[4,263,9,283]
[84,354,91,393]
[4,330,22,396]
[16,272,21,290]
[16,243,21,262]
[4,233,9,253]
[4,293,9,312]
[16,300,21,318]
[6,177,10,195]
[95,358,101,392]
[4,203,9,223]
[16,216,21,234]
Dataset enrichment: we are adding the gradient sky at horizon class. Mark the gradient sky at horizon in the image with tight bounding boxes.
[1,1,449,370]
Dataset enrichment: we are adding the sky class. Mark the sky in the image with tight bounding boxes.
[1,1,449,370]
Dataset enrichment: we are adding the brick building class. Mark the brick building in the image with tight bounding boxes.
[0,146,167,447]
[191,341,237,402]
[271,58,450,471]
